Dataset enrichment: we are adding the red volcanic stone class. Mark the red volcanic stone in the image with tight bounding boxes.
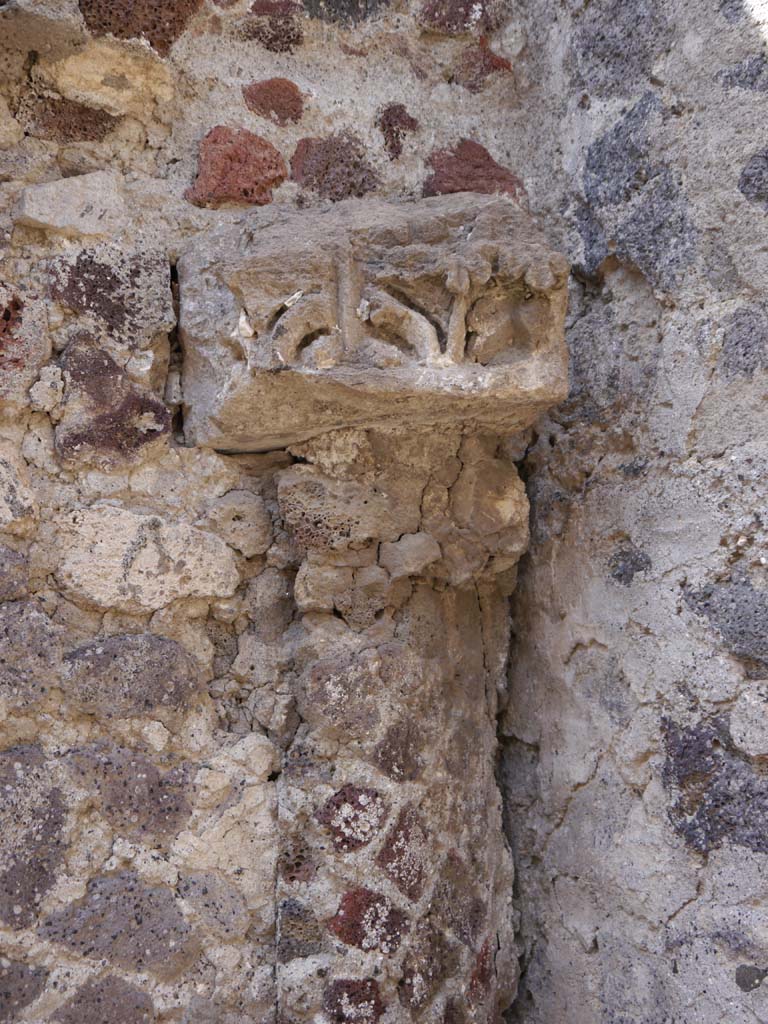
[21,95,120,142]
[468,937,495,1006]
[55,337,170,469]
[451,39,512,92]
[423,139,526,202]
[243,77,304,125]
[78,0,203,56]
[328,888,408,953]
[398,920,459,1011]
[185,126,287,207]
[376,103,419,160]
[323,979,384,1024]
[372,720,423,781]
[419,0,506,34]
[375,805,428,901]
[291,133,379,201]
[316,784,388,853]
[242,0,304,51]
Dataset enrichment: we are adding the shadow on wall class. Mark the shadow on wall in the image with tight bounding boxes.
[501,0,768,1021]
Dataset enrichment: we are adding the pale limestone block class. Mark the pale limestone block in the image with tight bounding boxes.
[16,170,127,238]
[379,531,442,578]
[55,505,239,612]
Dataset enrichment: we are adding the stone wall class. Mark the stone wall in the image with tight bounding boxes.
[1,0,766,1022]
[500,1,768,1021]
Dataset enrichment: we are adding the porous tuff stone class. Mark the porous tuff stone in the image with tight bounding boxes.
[39,871,199,978]
[179,193,568,451]
[60,632,203,720]
[52,975,155,1024]
[290,132,380,201]
[243,77,305,124]
[423,139,527,202]
[185,126,287,208]
[77,0,203,56]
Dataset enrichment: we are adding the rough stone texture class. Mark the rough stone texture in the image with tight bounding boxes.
[291,133,380,200]
[376,103,419,160]
[55,505,240,611]
[52,976,155,1024]
[240,0,305,52]
[61,632,203,719]
[423,139,527,202]
[0,745,66,928]
[2,0,761,1021]
[243,77,305,125]
[0,960,48,1023]
[179,194,568,450]
[77,0,203,56]
[39,871,199,978]
[185,126,288,208]
[55,336,171,468]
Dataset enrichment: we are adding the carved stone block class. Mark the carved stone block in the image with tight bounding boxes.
[179,193,569,451]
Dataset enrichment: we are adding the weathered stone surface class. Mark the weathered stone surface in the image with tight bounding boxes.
[0,960,48,1023]
[327,887,408,953]
[685,575,768,668]
[55,506,239,611]
[38,39,173,119]
[0,450,37,538]
[739,147,768,208]
[243,77,304,124]
[199,490,272,557]
[0,286,50,409]
[323,979,384,1023]
[0,545,27,600]
[375,805,428,901]
[61,632,203,719]
[40,871,198,978]
[423,140,526,202]
[291,133,379,201]
[316,784,388,852]
[179,195,568,450]
[716,305,768,379]
[303,0,389,22]
[451,40,512,93]
[56,337,171,468]
[418,0,507,34]
[52,976,155,1024]
[376,103,418,160]
[0,745,66,928]
[16,171,127,238]
[77,0,202,55]
[178,871,250,940]
[240,0,304,51]
[0,601,64,709]
[18,93,120,142]
[663,717,768,854]
[68,743,192,843]
[48,245,175,357]
[185,127,287,208]
[399,920,459,1011]
[379,532,441,578]
[276,897,323,960]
